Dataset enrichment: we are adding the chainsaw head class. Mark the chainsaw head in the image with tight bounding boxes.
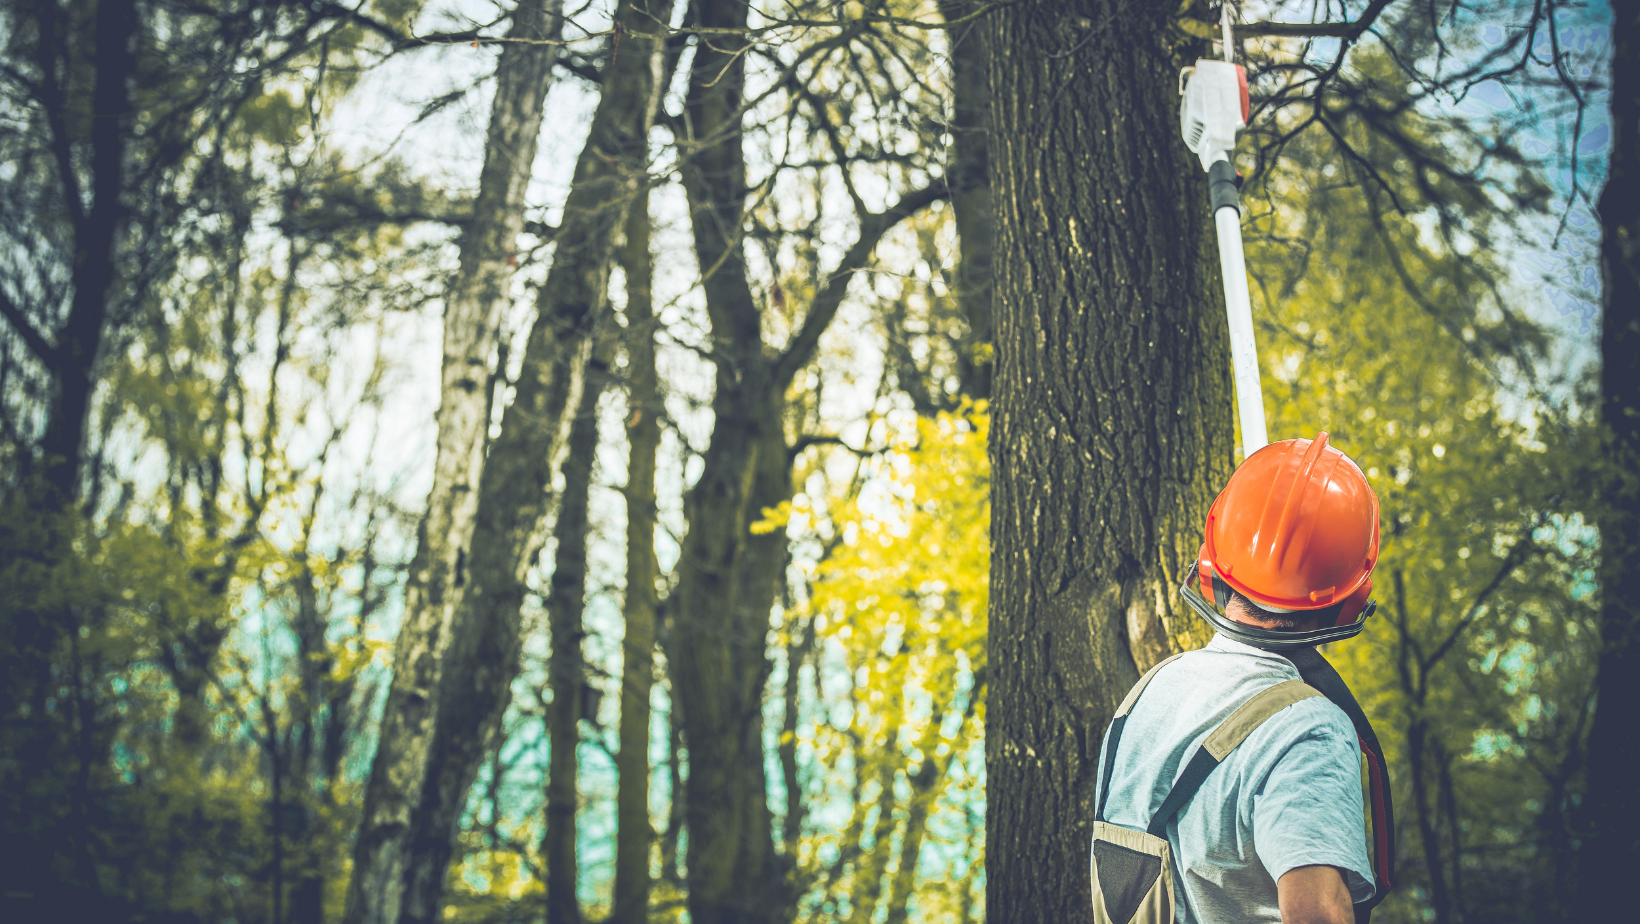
[1179,59,1250,171]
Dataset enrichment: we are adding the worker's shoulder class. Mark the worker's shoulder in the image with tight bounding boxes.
[1165,646,1355,740]
[1166,642,1301,685]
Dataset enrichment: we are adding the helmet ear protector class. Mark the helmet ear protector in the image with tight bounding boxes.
[1184,549,1377,651]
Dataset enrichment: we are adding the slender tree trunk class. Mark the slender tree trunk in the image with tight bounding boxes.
[1437,744,1465,921]
[1406,719,1452,924]
[289,550,332,924]
[846,755,900,924]
[610,187,660,924]
[1392,572,1451,924]
[1581,0,1640,915]
[33,0,135,506]
[778,614,814,854]
[543,337,612,924]
[346,5,564,922]
[981,3,1229,919]
[885,676,975,924]
[661,680,686,887]
[939,0,994,400]
[670,7,945,920]
[394,5,664,922]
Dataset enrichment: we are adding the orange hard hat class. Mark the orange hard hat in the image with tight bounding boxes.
[1197,432,1380,623]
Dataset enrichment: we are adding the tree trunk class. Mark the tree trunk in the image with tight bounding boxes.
[542,336,613,924]
[661,678,686,887]
[670,6,947,920]
[1406,719,1452,924]
[610,186,660,924]
[1581,0,1640,915]
[939,0,995,400]
[846,755,900,924]
[392,4,664,922]
[885,670,975,924]
[778,613,814,855]
[31,0,136,506]
[981,2,1230,919]
[345,5,564,923]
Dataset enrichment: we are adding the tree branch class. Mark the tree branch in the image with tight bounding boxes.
[0,289,59,367]
[1422,513,1551,678]
[1239,0,1397,42]
[773,183,946,389]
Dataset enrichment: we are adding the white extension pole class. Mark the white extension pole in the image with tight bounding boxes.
[1213,196,1268,457]
[1182,5,1267,459]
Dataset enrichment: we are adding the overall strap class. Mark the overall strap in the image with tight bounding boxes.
[1144,679,1321,837]
[1096,653,1186,822]
[1282,648,1396,924]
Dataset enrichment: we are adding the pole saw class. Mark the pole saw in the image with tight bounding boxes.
[1179,5,1266,459]
[1176,22,1400,918]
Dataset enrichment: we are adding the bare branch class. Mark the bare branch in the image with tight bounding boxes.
[774,183,947,389]
[0,288,58,368]
[1239,0,1398,41]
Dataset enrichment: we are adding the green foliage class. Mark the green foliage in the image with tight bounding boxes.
[787,406,988,921]
[1244,111,1595,922]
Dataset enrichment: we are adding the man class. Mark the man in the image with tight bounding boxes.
[1091,433,1393,924]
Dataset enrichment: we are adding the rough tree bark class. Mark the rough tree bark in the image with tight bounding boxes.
[1580,0,1640,915]
[669,3,946,920]
[939,0,995,400]
[345,6,564,922]
[392,4,665,922]
[981,2,1230,920]
[610,187,660,924]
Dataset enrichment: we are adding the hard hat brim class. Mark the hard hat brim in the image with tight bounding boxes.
[1181,564,1375,651]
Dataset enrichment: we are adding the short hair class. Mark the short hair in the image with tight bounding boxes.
[1228,591,1345,630]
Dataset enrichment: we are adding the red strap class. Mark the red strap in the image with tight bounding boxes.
[1361,744,1394,892]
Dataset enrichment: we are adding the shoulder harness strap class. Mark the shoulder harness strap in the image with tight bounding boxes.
[1281,648,1396,924]
[1097,653,1186,822]
[1143,679,1320,837]
[1098,656,1320,831]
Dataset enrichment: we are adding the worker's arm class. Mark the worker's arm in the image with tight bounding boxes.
[1278,864,1353,924]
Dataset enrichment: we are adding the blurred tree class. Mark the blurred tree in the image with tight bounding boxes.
[0,3,435,918]
[1245,113,1594,922]
[1579,0,1640,917]
[347,4,566,922]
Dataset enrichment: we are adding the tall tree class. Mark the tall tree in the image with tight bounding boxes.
[345,5,566,922]
[1580,0,1640,915]
[21,0,136,508]
[668,4,945,920]
[980,2,1231,919]
[392,3,666,920]
[610,187,661,924]
[540,333,614,924]
[939,0,995,400]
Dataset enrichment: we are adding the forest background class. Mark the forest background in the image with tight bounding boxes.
[0,1,1630,924]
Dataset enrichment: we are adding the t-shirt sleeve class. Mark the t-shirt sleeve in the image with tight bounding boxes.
[1248,703,1377,904]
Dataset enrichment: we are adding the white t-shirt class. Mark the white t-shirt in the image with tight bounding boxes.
[1094,633,1376,923]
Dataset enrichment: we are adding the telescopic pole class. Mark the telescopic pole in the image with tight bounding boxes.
[1185,3,1267,459]
[1211,164,1267,457]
